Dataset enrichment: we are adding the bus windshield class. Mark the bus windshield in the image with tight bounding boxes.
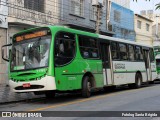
[11,36,51,71]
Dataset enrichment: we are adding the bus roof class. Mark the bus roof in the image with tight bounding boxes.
[50,26,152,48]
[99,35,152,48]
[13,25,153,48]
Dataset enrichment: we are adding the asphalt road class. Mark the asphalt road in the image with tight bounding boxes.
[1,82,160,120]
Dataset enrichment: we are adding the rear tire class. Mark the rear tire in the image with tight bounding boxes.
[149,81,154,84]
[128,73,142,89]
[45,91,56,99]
[135,73,142,88]
[82,76,91,98]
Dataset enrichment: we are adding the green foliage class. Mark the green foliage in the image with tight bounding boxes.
[156,3,160,10]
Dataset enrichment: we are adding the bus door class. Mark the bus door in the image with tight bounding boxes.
[143,49,152,81]
[100,42,113,85]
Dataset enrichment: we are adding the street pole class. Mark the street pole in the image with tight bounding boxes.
[154,15,160,47]
[95,3,103,34]
[156,15,160,41]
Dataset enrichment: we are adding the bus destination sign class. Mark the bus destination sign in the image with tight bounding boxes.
[16,31,47,42]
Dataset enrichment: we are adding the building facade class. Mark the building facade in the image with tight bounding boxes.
[7,0,115,38]
[134,14,153,45]
[109,2,135,41]
[110,0,130,9]
[0,0,8,85]
[140,10,160,42]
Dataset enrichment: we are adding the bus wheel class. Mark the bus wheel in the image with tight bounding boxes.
[45,91,56,99]
[135,73,142,88]
[82,76,91,98]
[128,73,142,89]
[149,81,154,84]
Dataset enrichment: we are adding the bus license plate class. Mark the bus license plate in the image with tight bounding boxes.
[23,83,31,88]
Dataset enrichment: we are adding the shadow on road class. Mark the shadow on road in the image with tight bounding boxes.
[24,80,160,105]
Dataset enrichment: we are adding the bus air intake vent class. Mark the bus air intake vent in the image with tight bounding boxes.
[15,85,44,90]
[18,73,36,76]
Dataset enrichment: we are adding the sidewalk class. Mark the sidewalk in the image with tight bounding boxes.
[0,84,44,104]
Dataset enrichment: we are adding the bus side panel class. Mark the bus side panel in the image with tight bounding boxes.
[112,61,126,85]
[55,60,82,91]
[113,61,147,85]
[126,62,147,83]
[87,60,103,88]
[151,62,157,81]
[55,59,104,91]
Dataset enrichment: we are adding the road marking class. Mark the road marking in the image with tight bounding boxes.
[28,85,160,111]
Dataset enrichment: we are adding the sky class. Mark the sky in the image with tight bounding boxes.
[130,0,160,14]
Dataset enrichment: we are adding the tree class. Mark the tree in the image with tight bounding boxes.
[133,0,160,10]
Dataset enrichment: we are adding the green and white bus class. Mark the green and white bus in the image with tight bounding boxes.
[2,26,157,98]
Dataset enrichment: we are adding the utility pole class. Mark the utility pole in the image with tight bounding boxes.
[96,4,103,33]
[156,15,160,41]
[92,0,103,34]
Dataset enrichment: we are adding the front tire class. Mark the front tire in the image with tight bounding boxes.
[82,76,91,98]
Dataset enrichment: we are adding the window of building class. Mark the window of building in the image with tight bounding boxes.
[128,45,135,61]
[79,36,99,59]
[114,10,121,23]
[146,23,150,31]
[111,42,119,60]
[55,32,76,66]
[90,6,97,20]
[135,46,143,61]
[119,43,127,60]
[24,0,44,13]
[71,0,84,16]
[137,20,141,29]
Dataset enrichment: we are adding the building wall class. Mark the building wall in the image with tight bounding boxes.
[0,29,7,85]
[8,0,59,26]
[0,0,8,85]
[152,23,160,40]
[140,10,160,42]
[59,0,108,33]
[0,0,8,28]
[134,15,153,45]
[110,0,130,9]
[110,2,135,41]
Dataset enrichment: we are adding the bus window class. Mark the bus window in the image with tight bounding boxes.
[128,45,135,61]
[119,43,127,60]
[135,46,143,61]
[156,59,160,68]
[111,42,119,60]
[55,32,76,66]
[150,48,155,62]
[79,36,99,59]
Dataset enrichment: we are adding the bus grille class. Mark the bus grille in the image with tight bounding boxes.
[15,85,44,90]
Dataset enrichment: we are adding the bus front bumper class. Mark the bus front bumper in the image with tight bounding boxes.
[9,76,56,93]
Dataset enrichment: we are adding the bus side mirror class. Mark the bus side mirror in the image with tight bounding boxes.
[1,43,12,62]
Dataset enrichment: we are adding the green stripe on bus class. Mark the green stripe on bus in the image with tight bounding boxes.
[113,70,146,73]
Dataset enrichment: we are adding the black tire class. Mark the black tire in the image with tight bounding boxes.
[135,73,142,88]
[128,73,142,89]
[45,91,56,99]
[82,76,91,98]
[149,81,154,84]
